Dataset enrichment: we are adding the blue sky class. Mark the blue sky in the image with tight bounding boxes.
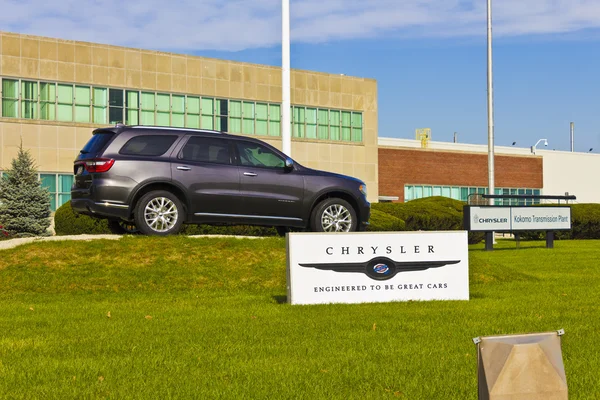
[2,0,599,152]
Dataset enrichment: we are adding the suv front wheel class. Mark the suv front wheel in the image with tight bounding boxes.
[134,190,184,236]
[311,198,357,233]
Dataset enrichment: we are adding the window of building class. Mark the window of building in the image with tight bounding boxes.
[1,79,19,118]
[352,113,363,142]
[38,173,74,212]
[180,136,230,164]
[0,76,360,142]
[186,96,200,129]
[156,93,170,126]
[92,87,107,124]
[341,111,352,141]
[75,86,91,123]
[40,174,57,211]
[119,135,178,156]
[126,91,139,125]
[21,80,38,119]
[40,82,56,121]
[171,95,185,127]
[201,98,214,130]
[318,109,328,140]
[405,184,543,205]
[57,84,73,122]
[242,102,255,135]
[268,104,281,136]
[255,103,268,136]
[306,108,317,139]
[140,92,155,125]
[108,89,124,124]
[293,107,305,138]
[330,110,340,141]
[229,100,242,133]
[216,99,228,132]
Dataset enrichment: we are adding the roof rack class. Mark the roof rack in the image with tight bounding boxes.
[128,125,223,134]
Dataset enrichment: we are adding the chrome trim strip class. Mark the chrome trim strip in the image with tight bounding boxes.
[95,202,129,209]
[194,212,302,221]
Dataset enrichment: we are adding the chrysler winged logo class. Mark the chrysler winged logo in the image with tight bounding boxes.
[299,257,460,281]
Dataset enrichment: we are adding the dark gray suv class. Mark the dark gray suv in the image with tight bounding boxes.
[71,125,370,236]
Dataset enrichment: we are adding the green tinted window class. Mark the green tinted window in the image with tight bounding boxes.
[242,102,255,134]
[40,82,56,121]
[75,86,91,123]
[306,108,317,139]
[21,81,38,119]
[92,87,107,124]
[268,104,280,136]
[2,79,19,118]
[57,84,73,122]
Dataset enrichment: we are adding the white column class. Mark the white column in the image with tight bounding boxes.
[281,0,292,157]
[487,0,495,206]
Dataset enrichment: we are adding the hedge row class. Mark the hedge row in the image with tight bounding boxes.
[53,199,600,241]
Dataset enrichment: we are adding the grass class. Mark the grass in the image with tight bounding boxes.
[0,236,599,399]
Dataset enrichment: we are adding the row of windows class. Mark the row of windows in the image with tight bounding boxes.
[405,185,542,206]
[119,134,287,169]
[0,172,72,212]
[0,77,363,143]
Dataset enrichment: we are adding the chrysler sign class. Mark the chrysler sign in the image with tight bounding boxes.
[286,231,469,305]
[465,206,572,232]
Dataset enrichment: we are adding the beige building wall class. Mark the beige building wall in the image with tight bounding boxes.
[0,31,378,202]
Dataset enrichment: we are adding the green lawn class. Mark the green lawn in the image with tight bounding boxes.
[0,236,599,399]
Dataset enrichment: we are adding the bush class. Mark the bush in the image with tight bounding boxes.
[372,197,484,244]
[570,204,600,239]
[367,209,406,232]
[54,201,111,235]
[373,197,464,231]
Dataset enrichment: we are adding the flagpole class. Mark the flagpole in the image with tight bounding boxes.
[281,0,292,157]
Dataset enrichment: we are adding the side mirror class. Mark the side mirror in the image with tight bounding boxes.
[285,158,294,170]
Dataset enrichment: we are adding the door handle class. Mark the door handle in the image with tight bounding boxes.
[177,166,191,171]
[243,172,257,177]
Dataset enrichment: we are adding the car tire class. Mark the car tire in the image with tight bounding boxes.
[310,198,357,233]
[134,190,184,236]
[107,219,139,235]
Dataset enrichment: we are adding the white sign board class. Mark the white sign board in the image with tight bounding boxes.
[466,206,571,231]
[469,207,512,231]
[510,207,571,230]
[286,231,469,305]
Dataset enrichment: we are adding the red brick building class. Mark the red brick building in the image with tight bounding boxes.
[377,138,543,204]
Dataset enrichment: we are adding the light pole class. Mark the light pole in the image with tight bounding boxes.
[281,0,292,157]
[487,0,495,206]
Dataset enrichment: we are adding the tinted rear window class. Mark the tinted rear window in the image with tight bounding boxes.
[81,132,115,155]
[119,135,178,156]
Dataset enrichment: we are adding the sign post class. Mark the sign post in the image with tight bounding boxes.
[464,206,572,251]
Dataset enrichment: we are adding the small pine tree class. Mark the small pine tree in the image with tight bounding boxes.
[0,141,52,236]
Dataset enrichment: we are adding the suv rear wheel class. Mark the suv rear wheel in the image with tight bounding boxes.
[134,190,184,236]
[311,198,357,233]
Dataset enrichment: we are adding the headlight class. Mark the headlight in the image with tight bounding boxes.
[359,184,367,197]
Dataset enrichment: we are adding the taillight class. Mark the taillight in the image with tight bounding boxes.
[83,158,115,173]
